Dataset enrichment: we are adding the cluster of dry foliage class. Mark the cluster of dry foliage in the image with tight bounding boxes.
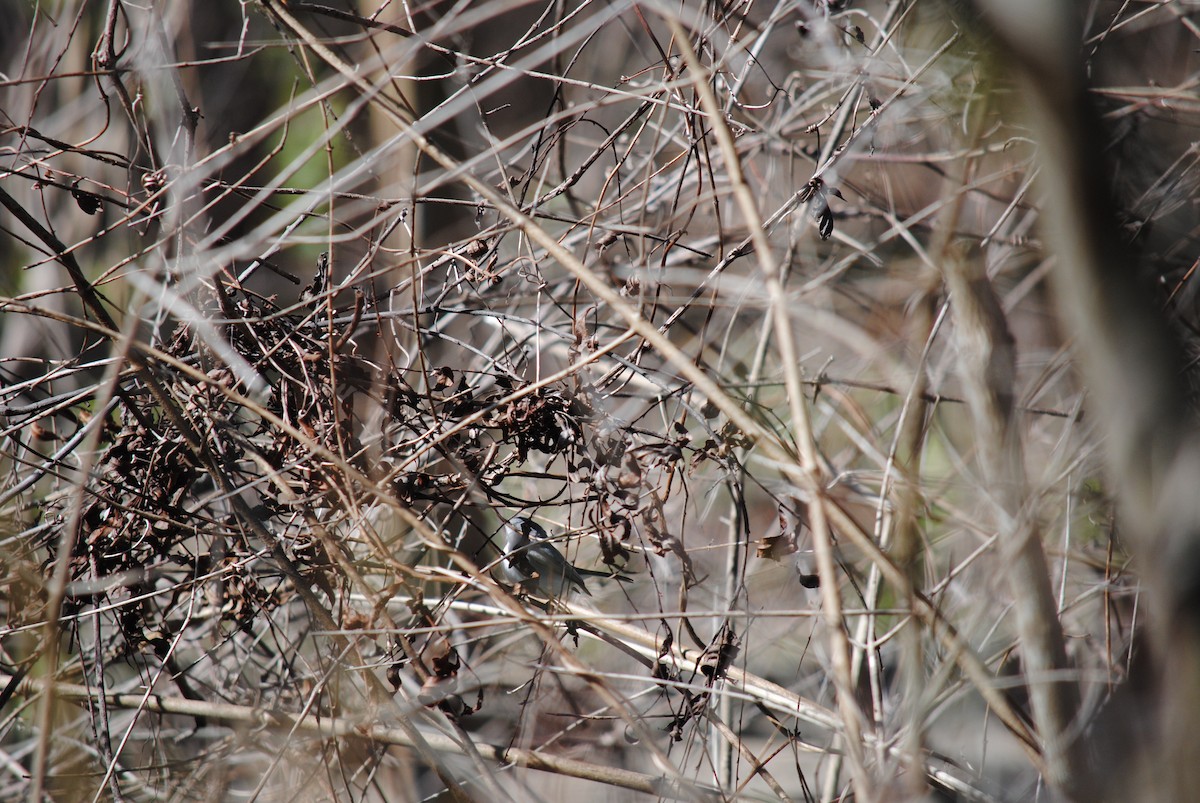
[2,1,1199,801]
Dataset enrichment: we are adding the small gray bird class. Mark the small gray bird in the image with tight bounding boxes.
[499,517,630,598]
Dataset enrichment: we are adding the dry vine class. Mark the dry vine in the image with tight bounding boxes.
[2,1,1198,801]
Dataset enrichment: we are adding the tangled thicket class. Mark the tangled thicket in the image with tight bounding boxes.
[2,1,1199,801]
